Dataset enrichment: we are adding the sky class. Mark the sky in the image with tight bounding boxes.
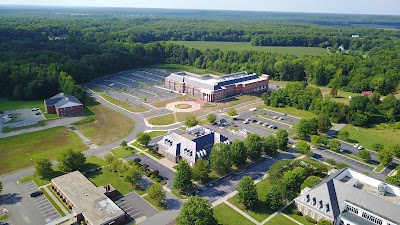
[1,0,400,15]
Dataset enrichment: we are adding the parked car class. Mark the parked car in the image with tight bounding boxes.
[35,112,41,115]
[278,117,284,120]
[262,123,268,127]
[243,121,249,124]
[339,148,345,153]
[269,125,277,129]
[31,107,39,111]
[354,144,359,148]
[317,146,325,150]
[256,121,263,125]
[249,108,257,112]
[30,191,43,198]
[252,119,257,123]
[358,146,364,150]
[273,116,278,119]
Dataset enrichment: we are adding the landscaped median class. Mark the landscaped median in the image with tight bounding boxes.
[100,94,148,113]
[148,113,176,126]
[40,187,68,217]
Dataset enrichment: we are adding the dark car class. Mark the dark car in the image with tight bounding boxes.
[252,119,257,123]
[30,190,43,197]
[35,112,41,115]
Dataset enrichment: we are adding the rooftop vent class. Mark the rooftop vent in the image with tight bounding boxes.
[312,197,316,205]
[377,182,388,196]
[325,204,330,212]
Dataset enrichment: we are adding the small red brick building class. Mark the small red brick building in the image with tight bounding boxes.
[44,93,83,117]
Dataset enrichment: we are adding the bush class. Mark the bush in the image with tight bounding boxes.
[305,215,317,224]
[326,158,337,166]
[134,158,141,163]
[153,170,160,176]
[293,209,302,216]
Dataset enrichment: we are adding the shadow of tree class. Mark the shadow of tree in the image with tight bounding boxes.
[0,193,22,205]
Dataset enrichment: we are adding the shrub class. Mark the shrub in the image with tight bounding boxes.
[134,158,141,163]
[293,209,302,216]
[153,170,160,176]
[305,215,317,224]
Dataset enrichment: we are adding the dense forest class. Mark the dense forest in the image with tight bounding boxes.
[0,7,399,104]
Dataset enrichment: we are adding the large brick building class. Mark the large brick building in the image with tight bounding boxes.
[44,93,83,117]
[295,168,400,225]
[51,171,125,225]
[157,126,229,167]
[165,71,269,102]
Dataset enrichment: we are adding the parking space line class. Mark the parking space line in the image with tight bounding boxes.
[39,205,55,212]
[33,199,48,205]
[123,206,135,212]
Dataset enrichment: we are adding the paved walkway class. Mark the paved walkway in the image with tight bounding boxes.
[0,117,83,139]
[67,125,98,149]
[165,101,201,113]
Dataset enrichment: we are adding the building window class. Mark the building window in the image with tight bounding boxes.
[346,204,358,214]
[361,212,382,225]
[311,211,315,218]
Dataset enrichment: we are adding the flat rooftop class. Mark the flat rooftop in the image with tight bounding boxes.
[52,171,124,225]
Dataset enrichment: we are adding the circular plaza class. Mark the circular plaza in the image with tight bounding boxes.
[165,101,201,113]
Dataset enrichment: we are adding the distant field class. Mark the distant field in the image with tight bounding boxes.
[153,64,224,75]
[169,41,328,57]
[0,126,87,175]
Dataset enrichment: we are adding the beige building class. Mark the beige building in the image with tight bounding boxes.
[51,171,125,225]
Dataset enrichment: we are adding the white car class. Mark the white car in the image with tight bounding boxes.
[256,121,263,125]
[243,121,249,124]
[339,148,345,152]
[31,107,39,111]
[358,146,364,150]
[249,108,257,112]
[278,117,284,120]
[262,123,268,127]
[273,116,278,119]
[354,144,360,148]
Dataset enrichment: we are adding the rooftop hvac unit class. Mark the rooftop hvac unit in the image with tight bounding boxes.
[377,182,387,196]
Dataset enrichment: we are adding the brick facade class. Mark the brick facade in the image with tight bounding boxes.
[55,105,84,117]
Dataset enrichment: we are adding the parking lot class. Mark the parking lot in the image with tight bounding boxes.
[1,108,45,129]
[88,68,181,103]
[19,181,61,224]
[114,192,157,221]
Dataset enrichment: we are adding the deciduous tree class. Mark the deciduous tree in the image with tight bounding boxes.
[276,129,289,150]
[317,114,331,133]
[337,130,350,141]
[136,132,151,147]
[296,140,311,155]
[206,113,217,124]
[57,149,86,172]
[184,115,198,127]
[244,134,263,161]
[237,176,258,209]
[301,176,321,190]
[229,140,247,166]
[265,185,284,211]
[328,140,341,152]
[176,196,218,225]
[378,149,394,166]
[192,158,210,183]
[147,183,166,206]
[173,160,193,192]
[124,165,142,187]
[358,150,371,161]
[227,108,238,117]
[35,158,53,180]
[210,143,232,175]
[263,136,278,156]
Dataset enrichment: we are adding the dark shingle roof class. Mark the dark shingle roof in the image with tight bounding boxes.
[45,93,82,108]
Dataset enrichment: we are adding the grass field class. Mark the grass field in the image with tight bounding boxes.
[147,130,169,139]
[264,214,298,225]
[169,41,328,57]
[143,195,166,211]
[0,126,87,175]
[310,84,360,105]
[340,124,400,150]
[75,103,135,146]
[283,203,314,225]
[111,146,137,159]
[213,203,254,225]
[148,113,176,125]
[101,94,148,113]
[86,168,135,195]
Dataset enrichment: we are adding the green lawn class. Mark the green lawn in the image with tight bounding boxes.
[147,130,169,139]
[112,146,137,159]
[310,84,360,105]
[143,195,166,211]
[264,214,299,225]
[264,105,317,119]
[168,41,328,57]
[213,203,255,225]
[171,189,189,199]
[340,124,399,150]
[101,94,148,113]
[0,98,43,111]
[228,178,275,222]
[132,142,147,151]
[148,113,176,125]
[0,126,88,175]
[40,187,65,217]
[283,203,314,225]
[20,156,106,186]
[86,168,135,195]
